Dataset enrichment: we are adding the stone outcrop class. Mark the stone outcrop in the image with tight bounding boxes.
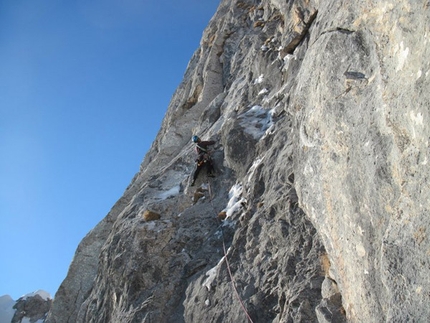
[47,0,429,322]
[11,292,52,323]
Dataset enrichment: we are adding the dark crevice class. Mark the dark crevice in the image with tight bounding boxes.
[311,25,357,48]
[283,9,319,55]
[317,26,356,40]
[334,27,355,34]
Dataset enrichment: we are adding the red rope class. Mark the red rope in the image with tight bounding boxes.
[221,236,255,323]
[207,181,254,323]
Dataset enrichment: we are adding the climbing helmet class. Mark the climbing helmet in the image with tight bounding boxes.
[192,135,199,143]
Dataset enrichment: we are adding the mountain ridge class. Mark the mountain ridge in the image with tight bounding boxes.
[0,291,51,323]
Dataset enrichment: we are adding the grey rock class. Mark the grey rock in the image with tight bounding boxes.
[12,294,51,323]
[321,277,339,300]
[47,0,430,323]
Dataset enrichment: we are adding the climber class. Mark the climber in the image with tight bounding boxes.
[190,135,216,186]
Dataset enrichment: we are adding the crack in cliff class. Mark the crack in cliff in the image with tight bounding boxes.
[283,9,318,55]
[313,27,356,47]
[323,27,355,36]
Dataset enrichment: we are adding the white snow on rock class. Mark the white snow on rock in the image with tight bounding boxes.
[239,105,275,140]
[258,88,269,96]
[203,264,219,291]
[247,157,264,183]
[254,74,264,84]
[203,250,229,291]
[21,290,51,301]
[0,290,51,323]
[221,183,245,220]
[157,185,180,200]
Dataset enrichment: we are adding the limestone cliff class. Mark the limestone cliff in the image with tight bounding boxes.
[47,0,429,322]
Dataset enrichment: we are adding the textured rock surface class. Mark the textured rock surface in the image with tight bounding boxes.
[47,0,429,322]
[12,292,52,323]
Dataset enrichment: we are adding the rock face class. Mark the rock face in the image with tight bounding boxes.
[47,0,430,322]
[9,291,52,323]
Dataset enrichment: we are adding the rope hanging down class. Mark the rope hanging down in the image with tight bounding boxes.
[207,181,255,323]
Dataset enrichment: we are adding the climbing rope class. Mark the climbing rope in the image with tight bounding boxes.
[207,181,255,323]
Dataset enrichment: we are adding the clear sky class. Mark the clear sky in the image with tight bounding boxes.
[0,0,220,300]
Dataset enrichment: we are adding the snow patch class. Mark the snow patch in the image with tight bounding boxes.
[238,105,275,140]
[21,290,51,301]
[144,221,156,230]
[417,70,422,79]
[283,54,294,62]
[258,88,269,96]
[254,74,264,84]
[396,41,409,72]
[0,291,51,323]
[410,111,423,126]
[203,255,226,291]
[247,157,264,183]
[221,183,245,220]
[157,185,180,200]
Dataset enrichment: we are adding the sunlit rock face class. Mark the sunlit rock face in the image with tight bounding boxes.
[47,1,430,322]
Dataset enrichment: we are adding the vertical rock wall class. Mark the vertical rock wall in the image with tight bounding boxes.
[293,2,430,321]
[47,1,429,322]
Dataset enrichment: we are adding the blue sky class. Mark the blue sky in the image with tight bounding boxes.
[0,0,220,300]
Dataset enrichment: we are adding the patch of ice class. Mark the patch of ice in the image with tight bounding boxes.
[417,70,422,79]
[203,256,226,291]
[158,185,180,200]
[396,41,409,72]
[262,123,275,139]
[238,105,275,140]
[247,157,264,183]
[283,54,294,62]
[222,219,237,229]
[144,221,156,230]
[410,111,423,126]
[258,88,269,96]
[254,74,264,84]
[222,183,245,219]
